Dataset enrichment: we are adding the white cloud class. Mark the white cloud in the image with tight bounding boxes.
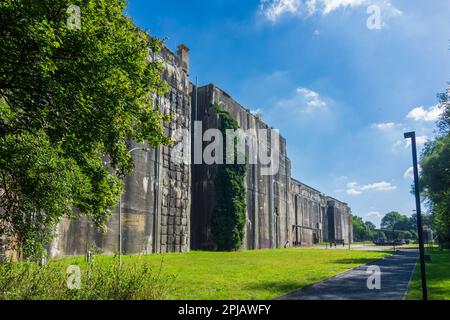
[371,122,398,130]
[416,136,429,145]
[259,0,401,22]
[366,211,383,219]
[277,87,328,112]
[361,181,397,191]
[259,0,301,22]
[406,105,444,122]
[306,0,317,15]
[405,135,429,147]
[346,180,396,195]
[347,188,362,195]
[346,182,362,195]
[403,166,422,180]
[393,136,429,152]
[297,87,328,109]
[403,167,414,180]
[322,0,366,15]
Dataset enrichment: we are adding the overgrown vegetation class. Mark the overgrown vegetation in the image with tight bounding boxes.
[211,103,247,251]
[0,0,170,258]
[0,256,174,300]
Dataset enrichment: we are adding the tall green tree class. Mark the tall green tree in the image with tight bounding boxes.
[351,216,377,242]
[0,0,170,258]
[381,211,409,231]
[420,131,450,244]
[352,216,373,242]
[364,221,376,232]
[419,85,450,246]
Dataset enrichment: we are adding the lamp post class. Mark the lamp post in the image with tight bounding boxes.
[118,147,151,266]
[404,131,428,301]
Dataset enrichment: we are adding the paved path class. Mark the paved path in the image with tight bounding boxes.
[277,249,418,300]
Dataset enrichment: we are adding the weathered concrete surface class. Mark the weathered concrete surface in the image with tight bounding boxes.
[290,179,327,245]
[49,44,192,258]
[191,84,291,250]
[278,249,418,300]
[325,197,353,244]
[45,47,353,258]
[191,84,353,251]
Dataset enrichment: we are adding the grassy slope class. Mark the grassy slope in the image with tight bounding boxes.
[406,249,450,300]
[62,248,389,300]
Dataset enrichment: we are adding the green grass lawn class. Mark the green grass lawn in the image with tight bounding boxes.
[407,249,450,300]
[57,248,389,300]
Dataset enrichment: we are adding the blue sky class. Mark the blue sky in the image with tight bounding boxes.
[126,0,450,227]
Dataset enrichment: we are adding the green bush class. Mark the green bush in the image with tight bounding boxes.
[0,257,174,300]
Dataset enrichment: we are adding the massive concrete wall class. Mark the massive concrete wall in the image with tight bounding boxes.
[48,45,192,258]
[191,84,353,250]
[12,43,352,258]
[325,197,353,244]
[290,179,327,245]
[191,84,291,250]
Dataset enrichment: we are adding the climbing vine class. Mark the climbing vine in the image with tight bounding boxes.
[211,103,247,251]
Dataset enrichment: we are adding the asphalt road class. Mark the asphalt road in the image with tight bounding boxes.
[277,249,419,300]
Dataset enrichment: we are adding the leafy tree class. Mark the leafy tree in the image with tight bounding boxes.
[381,211,409,231]
[364,221,376,231]
[0,0,170,258]
[0,131,89,258]
[407,213,433,231]
[420,135,450,246]
[211,104,247,251]
[419,85,450,247]
[352,216,374,242]
[437,85,450,133]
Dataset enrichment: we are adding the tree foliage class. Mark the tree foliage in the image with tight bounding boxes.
[352,216,374,242]
[420,85,450,246]
[380,211,433,241]
[353,211,432,243]
[0,0,170,257]
[211,104,247,251]
[381,211,409,230]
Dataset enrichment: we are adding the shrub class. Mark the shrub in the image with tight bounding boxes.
[0,256,174,300]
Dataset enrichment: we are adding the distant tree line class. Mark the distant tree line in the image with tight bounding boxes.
[352,211,433,243]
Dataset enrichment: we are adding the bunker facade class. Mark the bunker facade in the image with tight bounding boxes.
[29,43,352,258]
[48,45,192,257]
[191,84,291,250]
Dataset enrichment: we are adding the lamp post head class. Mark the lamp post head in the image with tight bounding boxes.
[404,131,415,139]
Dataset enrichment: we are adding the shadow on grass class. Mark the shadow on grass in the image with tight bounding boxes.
[243,280,304,295]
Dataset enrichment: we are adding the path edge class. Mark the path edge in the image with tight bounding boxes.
[273,250,398,300]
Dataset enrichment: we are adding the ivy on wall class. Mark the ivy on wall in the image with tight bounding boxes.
[211,103,247,251]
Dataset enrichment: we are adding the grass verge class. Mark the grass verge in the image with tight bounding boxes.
[406,249,450,300]
[0,248,390,300]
